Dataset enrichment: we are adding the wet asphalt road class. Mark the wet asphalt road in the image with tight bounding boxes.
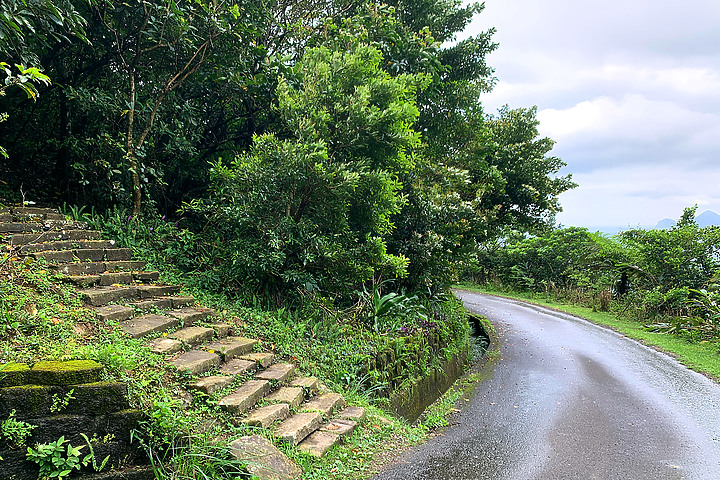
[373,291,720,480]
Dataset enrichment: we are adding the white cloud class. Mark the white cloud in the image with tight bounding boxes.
[461,0,720,228]
[557,165,720,228]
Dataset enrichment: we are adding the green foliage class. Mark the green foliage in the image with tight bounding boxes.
[474,206,720,341]
[619,207,720,291]
[49,388,75,413]
[79,434,109,473]
[1,410,36,448]
[26,436,92,479]
[185,42,426,301]
[480,106,577,234]
[362,282,428,333]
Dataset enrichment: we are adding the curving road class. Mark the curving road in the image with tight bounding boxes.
[373,291,720,480]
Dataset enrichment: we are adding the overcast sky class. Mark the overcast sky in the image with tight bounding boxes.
[461,0,720,231]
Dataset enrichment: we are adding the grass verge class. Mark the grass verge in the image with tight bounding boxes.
[456,283,720,382]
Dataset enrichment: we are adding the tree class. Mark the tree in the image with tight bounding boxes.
[479,106,576,235]
[188,43,427,300]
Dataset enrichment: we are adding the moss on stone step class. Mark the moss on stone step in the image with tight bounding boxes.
[30,360,103,386]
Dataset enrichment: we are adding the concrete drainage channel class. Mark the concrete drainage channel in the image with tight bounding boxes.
[389,313,491,422]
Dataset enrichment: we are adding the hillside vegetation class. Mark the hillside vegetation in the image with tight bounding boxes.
[466,205,720,376]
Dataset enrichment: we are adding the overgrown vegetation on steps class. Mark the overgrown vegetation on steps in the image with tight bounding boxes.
[1,210,480,478]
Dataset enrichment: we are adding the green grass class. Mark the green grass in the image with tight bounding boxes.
[456,283,720,382]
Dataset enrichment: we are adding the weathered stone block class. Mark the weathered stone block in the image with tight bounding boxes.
[0,362,30,387]
[240,352,274,368]
[137,285,180,298]
[170,350,221,376]
[336,406,367,423]
[203,337,256,360]
[104,248,133,261]
[80,286,139,306]
[95,305,135,322]
[255,363,295,383]
[169,326,214,346]
[319,419,357,438]
[166,308,211,326]
[219,359,256,376]
[74,248,106,262]
[30,360,103,386]
[230,435,302,480]
[297,430,341,457]
[120,314,178,338]
[241,403,290,428]
[105,261,147,271]
[187,375,233,395]
[218,380,270,414]
[288,376,319,394]
[148,338,183,354]
[274,412,322,446]
[56,262,107,276]
[299,393,345,418]
[98,272,133,286]
[266,387,304,409]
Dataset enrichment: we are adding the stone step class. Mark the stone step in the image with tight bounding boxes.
[18,239,116,254]
[230,435,302,480]
[169,326,215,346]
[27,250,75,263]
[93,299,202,323]
[0,222,44,233]
[212,323,233,338]
[300,393,346,417]
[66,275,98,287]
[137,285,181,298]
[54,261,148,276]
[187,375,234,395]
[202,336,257,360]
[289,376,319,394]
[171,350,221,375]
[166,307,211,326]
[163,296,195,308]
[218,358,257,376]
[298,418,359,458]
[134,271,160,282]
[95,305,136,322]
[266,387,304,409]
[255,363,295,383]
[336,406,367,423]
[242,404,290,428]
[80,285,186,307]
[120,314,179,338]
[28,247,133,264]
[297,430,342,457]
[134,298,174,311]
[55,262,108,275]
[80,286,139,306]
[8,206,60,215]
[148,337,183,354]
[274,412,323,446]
[296,418,359,457]
[7,229,102,246]
[218,380,270,414]
[105,260,147,271]
[239,352,275,368]
[67,271,136,288]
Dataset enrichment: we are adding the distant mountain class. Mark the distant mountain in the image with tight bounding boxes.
[655,218,676,229]
[696,210,720,227]
[654,210,720,229]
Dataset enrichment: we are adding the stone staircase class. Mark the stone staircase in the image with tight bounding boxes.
[1,205,366,477]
